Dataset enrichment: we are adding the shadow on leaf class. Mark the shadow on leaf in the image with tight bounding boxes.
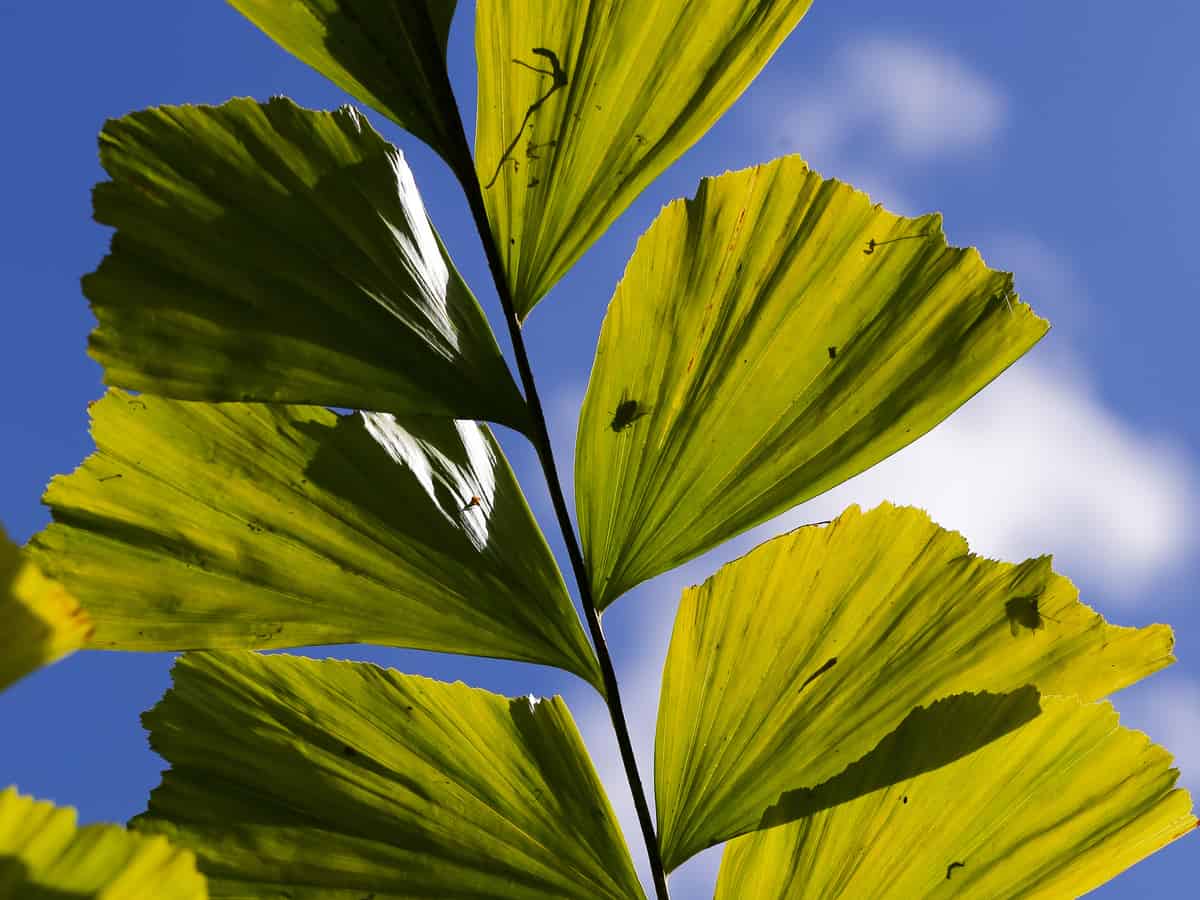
[758,687,1042,829]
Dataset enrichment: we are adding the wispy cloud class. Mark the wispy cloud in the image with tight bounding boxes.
[841,37,1008,159]
[785,354,1197,605]
[768,36,1008,166]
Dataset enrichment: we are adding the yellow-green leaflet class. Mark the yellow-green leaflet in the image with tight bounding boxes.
[0,525,91,692]
[30,392,601,690]
[475,0,815,317]
[654,504,1173,870]
[576,157,1048,609]
[715,698,1196,899]
[226,1,464,164]
[134,652,645,900]
[0,788,207,899]
[86,98,529,432]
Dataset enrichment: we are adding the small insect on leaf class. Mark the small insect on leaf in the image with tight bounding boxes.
[462,496,482,512]
[1005,593,1060,636]
[610,397,650,433]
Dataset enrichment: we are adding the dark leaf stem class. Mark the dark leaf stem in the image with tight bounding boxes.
[440,101,671,900]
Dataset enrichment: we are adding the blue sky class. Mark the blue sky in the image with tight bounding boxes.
[1,1,1197,896]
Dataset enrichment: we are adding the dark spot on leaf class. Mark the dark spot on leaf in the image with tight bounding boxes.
[864,233,932,256]
[97,473,122,483]
[902,795,908,804]
[610,397,649,432]
[798,657,837,693]
[946,861,965,880]
[1006,593,1048,635]
[827,346,837,360]
[342,745,358,757]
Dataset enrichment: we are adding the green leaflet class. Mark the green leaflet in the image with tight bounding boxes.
[714,698,1196,899]
[226,0,464,165]
[0,525,91,692]
[134,651,645,900]
[30,391,601,691]
[576,157,1049,609]
[0,788,207,899]
[86,97,529,432]
[654,504,1174,871]
[474,0,815,317]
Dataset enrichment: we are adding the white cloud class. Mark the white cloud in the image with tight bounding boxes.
[782,354,1197,604]
[843,38,1007,159]
[769,36,1007,168]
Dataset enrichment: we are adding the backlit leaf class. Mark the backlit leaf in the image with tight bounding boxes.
[86,97,529,432]
[714,698,1196,899]
[227,0,465,164]
[654,503,1173,870]
[0,525,91,691]
[29,391,601,691]
[0,788,207,899]
[475,1,815,317]
[577,157,1048,609]
[134,651,644,899]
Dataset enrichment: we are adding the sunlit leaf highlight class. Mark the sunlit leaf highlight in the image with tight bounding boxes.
[86,97,529,431]
[475,1,815,317]
[577,156,1048,609]
[0,788,207,899]
[655,503,1173,870]
[30,391,601,690]
[714,698,1196,899]
[134,651,645,899]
